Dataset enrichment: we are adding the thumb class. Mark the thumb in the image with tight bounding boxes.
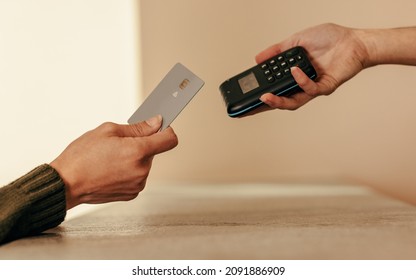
[255,40,294,64]
[255,43,284,64]
[119,115,163,137]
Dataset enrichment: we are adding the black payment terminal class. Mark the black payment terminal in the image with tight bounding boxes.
[219,46,317,117]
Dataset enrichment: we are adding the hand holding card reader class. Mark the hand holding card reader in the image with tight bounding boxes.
[219,46,317,117]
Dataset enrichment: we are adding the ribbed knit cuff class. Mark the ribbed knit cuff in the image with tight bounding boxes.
[0,164,66,244]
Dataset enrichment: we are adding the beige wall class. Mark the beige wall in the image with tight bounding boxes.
[0,0,141,216]
[1,0,414,206]
[140,0,416,204]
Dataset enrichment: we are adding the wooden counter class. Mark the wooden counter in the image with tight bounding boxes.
[1,183,416,259]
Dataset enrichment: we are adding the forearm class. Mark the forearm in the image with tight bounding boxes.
[358,26,416,67]
[0,164,66,244]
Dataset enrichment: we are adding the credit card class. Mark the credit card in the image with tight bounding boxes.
[128,63,205,130]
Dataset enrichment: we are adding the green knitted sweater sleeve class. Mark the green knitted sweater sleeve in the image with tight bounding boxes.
[0,164,66,244]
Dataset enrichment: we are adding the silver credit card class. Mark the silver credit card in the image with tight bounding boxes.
[128,63,205,130]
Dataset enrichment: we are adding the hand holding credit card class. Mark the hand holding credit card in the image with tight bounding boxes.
[128,63,205,130]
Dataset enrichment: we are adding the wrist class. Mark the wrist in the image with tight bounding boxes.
[356,26,416,67]
[50,159,81,210]
[353,28,379,69]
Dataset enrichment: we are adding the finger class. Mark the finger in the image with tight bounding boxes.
[139,127,179,157]
[260,92,313,111]
[255,44,283,64]
[236,104,273,117]
[255,39,294,64]
[118,115,163,137]
[290,67,320,97]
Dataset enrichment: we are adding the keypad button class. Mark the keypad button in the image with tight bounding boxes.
[255,47,315,91]
[298,61,307,68]
[285,47,299,58]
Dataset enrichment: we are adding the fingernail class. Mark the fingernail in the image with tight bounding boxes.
[146,115,162,127]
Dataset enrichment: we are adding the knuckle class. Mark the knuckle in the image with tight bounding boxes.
[169,130,179,148]
[136,181,147,193]
[130,123,146,136]
[122,175,149,201]
[306,87,320,97]
[286,104,301,111]
[98,122,118,134]
[160,128,179,151]
[128,191,140,201]
[287,107,297,111]
[136,139,151,158]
